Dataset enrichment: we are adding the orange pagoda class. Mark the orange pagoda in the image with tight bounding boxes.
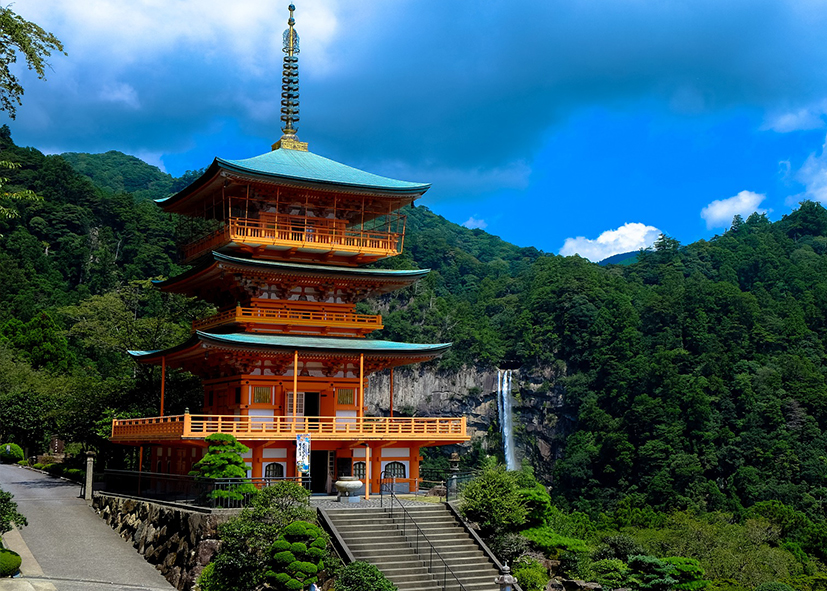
[110,5,468,495]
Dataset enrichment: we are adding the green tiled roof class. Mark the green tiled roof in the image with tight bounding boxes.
[220,148,429,193]
[128,333,451,358]
[153,252,430,289]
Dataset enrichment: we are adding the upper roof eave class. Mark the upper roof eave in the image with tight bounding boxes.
[155,149,431,212]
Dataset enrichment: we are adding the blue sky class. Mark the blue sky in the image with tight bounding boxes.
[10,0,827,261]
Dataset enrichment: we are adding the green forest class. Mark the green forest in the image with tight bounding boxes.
[3,128,827,588]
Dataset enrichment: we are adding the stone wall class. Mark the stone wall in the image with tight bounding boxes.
[93,494,235,590]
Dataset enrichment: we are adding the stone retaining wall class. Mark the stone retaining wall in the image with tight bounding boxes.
[93,494,236,590]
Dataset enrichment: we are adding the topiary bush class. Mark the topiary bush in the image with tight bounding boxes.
[0,444,23,464]
[264,520,327,591]
[335,561,397,591]
[0,549,21,577]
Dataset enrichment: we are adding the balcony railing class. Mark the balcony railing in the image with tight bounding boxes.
[192,305,383,334]
[111,414,468,443]
[182,215,402,262]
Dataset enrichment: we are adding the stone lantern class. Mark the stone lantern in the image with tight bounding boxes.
[494,564,517,591]
[449,451,460,472]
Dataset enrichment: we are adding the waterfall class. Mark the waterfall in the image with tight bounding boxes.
[497,369,518,471]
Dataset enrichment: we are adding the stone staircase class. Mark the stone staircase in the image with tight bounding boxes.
[322,504,501,591]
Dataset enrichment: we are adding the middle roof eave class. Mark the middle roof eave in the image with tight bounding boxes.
[152,251,430,291]
[128,332,451,363]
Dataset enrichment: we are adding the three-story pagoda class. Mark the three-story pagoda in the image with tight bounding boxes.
[111,5,469,495]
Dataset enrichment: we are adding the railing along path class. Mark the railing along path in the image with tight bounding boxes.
[380,473,469,591]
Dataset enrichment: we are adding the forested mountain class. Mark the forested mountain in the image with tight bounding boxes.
[4,128,827,538]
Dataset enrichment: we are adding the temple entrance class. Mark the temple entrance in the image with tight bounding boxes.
[304,392,320,422]
[310,450,329,494]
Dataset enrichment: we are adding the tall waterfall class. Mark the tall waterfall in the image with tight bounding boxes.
[497,369,518,471]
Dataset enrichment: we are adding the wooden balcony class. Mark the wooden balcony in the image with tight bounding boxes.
[110,414,468,443]
[192,305,383,335]
[182,215,402,264]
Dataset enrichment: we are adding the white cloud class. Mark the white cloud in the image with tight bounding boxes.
[764,103,827,133]
[794,134,827,204]
[701,190,767,229]
[462,217,487,230]
[16,0,342,75]
[99,83,140,109]
[560,222,661,262]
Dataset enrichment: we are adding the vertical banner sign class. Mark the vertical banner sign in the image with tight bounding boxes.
[296,434,311,475]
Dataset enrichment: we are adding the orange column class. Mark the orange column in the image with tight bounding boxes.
[293,350,299,423]
[251,444,263,479]
[389,368,394,418]
[160,356,166,416]
[365,445,371,500]
[359,354,364,419]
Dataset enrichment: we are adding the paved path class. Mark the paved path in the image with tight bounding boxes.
[0,465,173,591]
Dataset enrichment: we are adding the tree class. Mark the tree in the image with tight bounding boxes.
[0,6,65,118]
[189,433,257,503]
[459,464,527,536]
[0,487,26,534]
[0,160,41,222]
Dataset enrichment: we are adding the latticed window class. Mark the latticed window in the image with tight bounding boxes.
[253,386,271,404]
[385,461,406,479]
[286,392,305,416]
[353,461,366,479]
[337,388,355,405]
[265,463,284,478]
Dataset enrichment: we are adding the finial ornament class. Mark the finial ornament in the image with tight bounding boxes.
[273,3,308,151]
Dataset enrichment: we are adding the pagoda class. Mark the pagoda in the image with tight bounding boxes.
[111,5,468,495]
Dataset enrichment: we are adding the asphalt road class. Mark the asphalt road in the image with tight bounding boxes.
[0,464,173,591]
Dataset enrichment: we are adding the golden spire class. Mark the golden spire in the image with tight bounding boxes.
[273,3,308,151]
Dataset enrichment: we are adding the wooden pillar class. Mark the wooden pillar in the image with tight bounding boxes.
[293,350,299,424]
[389,368,394,418]
[160,356,166,417]
[138,446,144,473]
[359,354,364,419]
[251,444,263,479]
[364,445,371,500]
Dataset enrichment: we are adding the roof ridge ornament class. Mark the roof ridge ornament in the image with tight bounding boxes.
[273,3,309,152]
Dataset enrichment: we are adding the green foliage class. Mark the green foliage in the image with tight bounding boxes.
[265,520,327,591]
[754,584,796,591]
[459,464,527,536]
[0,549,21,577]
[0,487,26,535]
[512,556,550,591]
[189,434,256,501]
[522,526,590,556]
[0,8,64,119]
[591,558,630,589]
[0,443,22,463]
[663,556,708,591]
[335,561,397,591]
[204,481,315,591]
[627,555,679,591]
[488,532,532,563]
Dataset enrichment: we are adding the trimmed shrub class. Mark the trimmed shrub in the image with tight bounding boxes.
[0,444,23,464]
[266,520,327,591]
[488,532,531,563]
[16,460,26,466]
[335,561,397,591]
[0,549,21,577]
[591,559,630,590]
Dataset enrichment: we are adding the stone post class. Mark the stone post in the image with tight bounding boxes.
[84,451,96,503]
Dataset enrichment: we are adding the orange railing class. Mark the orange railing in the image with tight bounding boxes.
[182,215,402,262]
[111,414,468,442]
[192,306,383,333]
